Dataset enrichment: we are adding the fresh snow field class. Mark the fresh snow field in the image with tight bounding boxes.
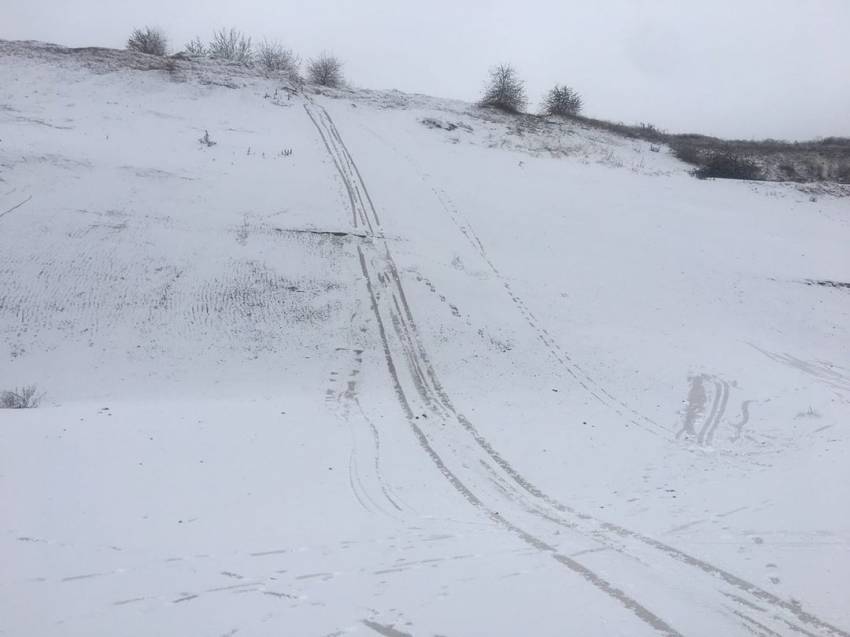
[1,42,849,636]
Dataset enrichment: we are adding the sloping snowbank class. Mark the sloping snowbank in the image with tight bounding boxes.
[1,41,848,636]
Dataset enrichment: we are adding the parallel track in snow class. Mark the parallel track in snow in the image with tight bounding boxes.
[303,98,849,637]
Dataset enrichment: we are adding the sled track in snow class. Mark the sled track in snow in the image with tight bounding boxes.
[303,99,849,637]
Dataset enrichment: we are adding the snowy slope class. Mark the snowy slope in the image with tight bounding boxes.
[1,41,849,637]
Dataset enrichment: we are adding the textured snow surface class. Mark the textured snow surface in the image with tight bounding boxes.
[1,42,849,636]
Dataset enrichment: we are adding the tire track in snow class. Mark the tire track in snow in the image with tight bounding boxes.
[303,105,363,230]
[325,344,404,517]
[750,344,850,396]
[325,350,373,515]
[0,194,32,220]
[358,122,667,437]
[303,100,848,637]
[317,107,383,228]
[354,396,406,513]
[356,244,683,637]
[429,184,666,437]
[306,98,682,635]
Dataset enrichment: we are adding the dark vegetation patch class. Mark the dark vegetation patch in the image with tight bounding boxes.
[421,118,473,133]
[804,279,850,290]
[692,153,762,180]
[561,113,850,183]
[274,227,367,239]
[464,92,848,184]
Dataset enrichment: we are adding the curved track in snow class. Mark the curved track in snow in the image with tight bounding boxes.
[303,99,849,637]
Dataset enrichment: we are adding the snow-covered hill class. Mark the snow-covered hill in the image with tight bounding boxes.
[1,41,849,637]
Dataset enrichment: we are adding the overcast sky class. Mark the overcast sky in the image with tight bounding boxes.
[4,0,849,139]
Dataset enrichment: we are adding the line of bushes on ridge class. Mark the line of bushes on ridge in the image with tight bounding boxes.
[127,26,344,87]
[127,28,849,183]
[477,63,850,183]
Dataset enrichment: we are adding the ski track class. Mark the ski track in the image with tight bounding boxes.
[302,99,849,637]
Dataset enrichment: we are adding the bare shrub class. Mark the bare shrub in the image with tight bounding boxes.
[127,27,168,56]
[257,40,301,82]
[542,84,582,117]
[307,53,344,87]
[0,385,41,409]
[778,163,802,181]
[636,122,666,142]
[480,64,527,113]
[795,406,821,419]
[671,141,703,165]
[208,28,253,64]
[185,37,207,56]
[199,130,217,147]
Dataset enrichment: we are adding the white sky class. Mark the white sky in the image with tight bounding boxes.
[3,0,849,139]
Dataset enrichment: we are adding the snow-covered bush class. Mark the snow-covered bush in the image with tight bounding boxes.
[127,27,168,56]
[542,84,582,117]
[0,385,41,409]
[307,53,344,87]
[184,37,207,56]
[257,40,301,82]
[208,28,253,64]
[480,64,527,113]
